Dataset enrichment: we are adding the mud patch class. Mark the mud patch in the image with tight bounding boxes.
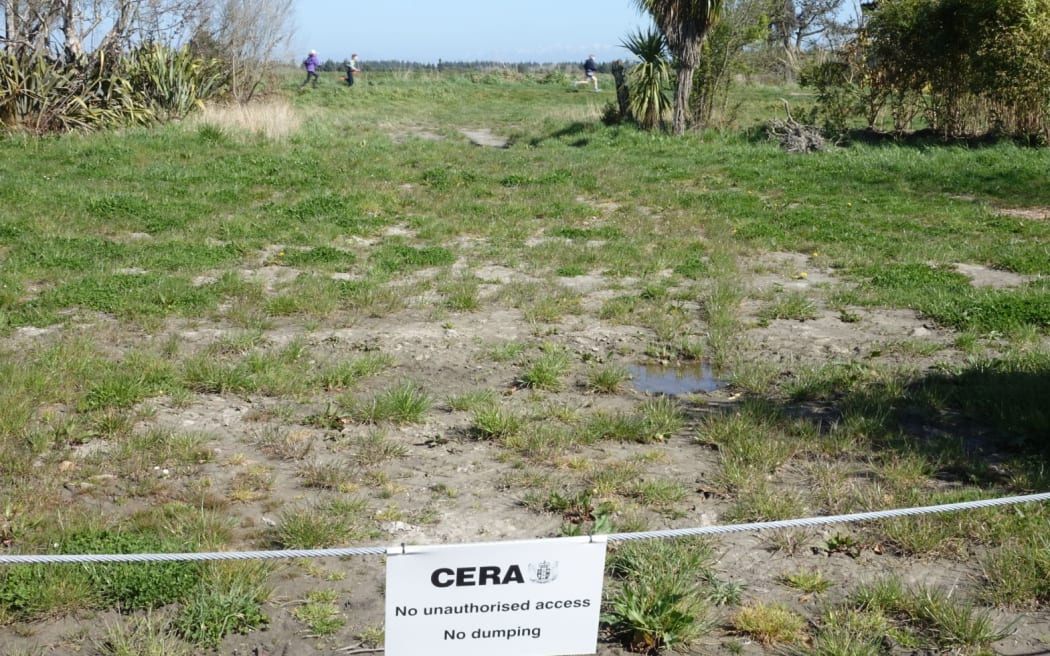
[390,125,445,143]
[460,128,510,148]
[998,206,1050,221]
[954,262,1037,288]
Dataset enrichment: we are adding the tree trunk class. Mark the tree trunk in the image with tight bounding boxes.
[611,59,629,120]
[95,0,136,57]
[672,65,694,136]
[4,1,16,53]
[61,0,83,62]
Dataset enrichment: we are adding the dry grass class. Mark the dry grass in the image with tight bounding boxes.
[192,99,301,140]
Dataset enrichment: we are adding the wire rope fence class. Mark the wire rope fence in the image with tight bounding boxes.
[1,491,1047,565]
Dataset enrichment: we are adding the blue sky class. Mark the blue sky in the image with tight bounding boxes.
[293,0,652,64]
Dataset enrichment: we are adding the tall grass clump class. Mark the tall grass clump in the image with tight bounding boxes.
[340,380,432,424]
[191,100,301,141]
[518,345,573,391]
[172,562,271,648]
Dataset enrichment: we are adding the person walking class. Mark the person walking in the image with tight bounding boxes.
[346,53,360,87]
[573,54,600,92]
[299,50,320,89]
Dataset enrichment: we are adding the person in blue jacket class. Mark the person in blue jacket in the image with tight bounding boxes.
[299,50,320,89]
[573,54,600,92]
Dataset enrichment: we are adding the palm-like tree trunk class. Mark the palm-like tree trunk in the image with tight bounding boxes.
[672,64,693,135]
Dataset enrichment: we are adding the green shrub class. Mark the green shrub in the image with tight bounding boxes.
[0,529,201,618]
[806,0,1050,139]
[60,530,202,610]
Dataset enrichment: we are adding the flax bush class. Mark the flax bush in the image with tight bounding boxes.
[1,45,226,134]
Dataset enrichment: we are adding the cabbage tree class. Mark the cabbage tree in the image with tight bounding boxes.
[622,28,672,130]
[633,0,724,135]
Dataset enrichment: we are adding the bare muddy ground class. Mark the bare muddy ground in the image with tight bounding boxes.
[2,246,1048,656]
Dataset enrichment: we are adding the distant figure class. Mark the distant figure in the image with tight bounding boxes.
[346,53,360,87]
[573,54,600,92]
[299,50,320,89]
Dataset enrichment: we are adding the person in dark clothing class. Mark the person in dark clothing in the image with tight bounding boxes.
[573,54,600,92]
[346,53,360,87]
[299,50,320,89]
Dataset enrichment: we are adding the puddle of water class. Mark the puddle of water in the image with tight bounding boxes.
[628,362,726,395]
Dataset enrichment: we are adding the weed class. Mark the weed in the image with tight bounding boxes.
[353,430,408,467]
[447,388,499,411]
[805,632,884,656]
[439,274,481,311]
[780,570,832,594]
[759,290,820,323]
[583,411,649,443]
[503,281,581,323]
[228,464,274,502]
[606,538,714,582]
[698,404,800,492]
[561,511,613,537]
[851,577,908,613]
[980,533,1050,606]
[850,579,1014,651]
[732,602,808,645]
[255,427,314,460]
[371,242,454,274]
[824,533,863,557]
[539,489,597,523]
[96,610,193,656]
[603,538,716,654]
[316,352,395,390]
[638,396,685,441]
[629,479,688,510]
[298,458,353,490]
[603,578,713,654]
[503,425,575,462]
[703,574,745,607]
[173,562,270,648]
[586,364,631,394]
[293,589,345,636]
[272,498,371,548]
[342,380,432,424]
[485,340,527,362]
[356,624,385,647]
[909,586,1014,649]
[280,246,356,270]
[471,403,526,440]
[518,345,572,391]
[0,564,94,620]
[429,483,458,498]
[585,462,642,498]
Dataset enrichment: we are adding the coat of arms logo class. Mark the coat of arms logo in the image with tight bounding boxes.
[528,560,558,584]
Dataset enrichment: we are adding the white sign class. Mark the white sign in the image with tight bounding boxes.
[385,536,608,656]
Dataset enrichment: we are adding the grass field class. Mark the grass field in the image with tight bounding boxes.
[1,69,1049,654]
